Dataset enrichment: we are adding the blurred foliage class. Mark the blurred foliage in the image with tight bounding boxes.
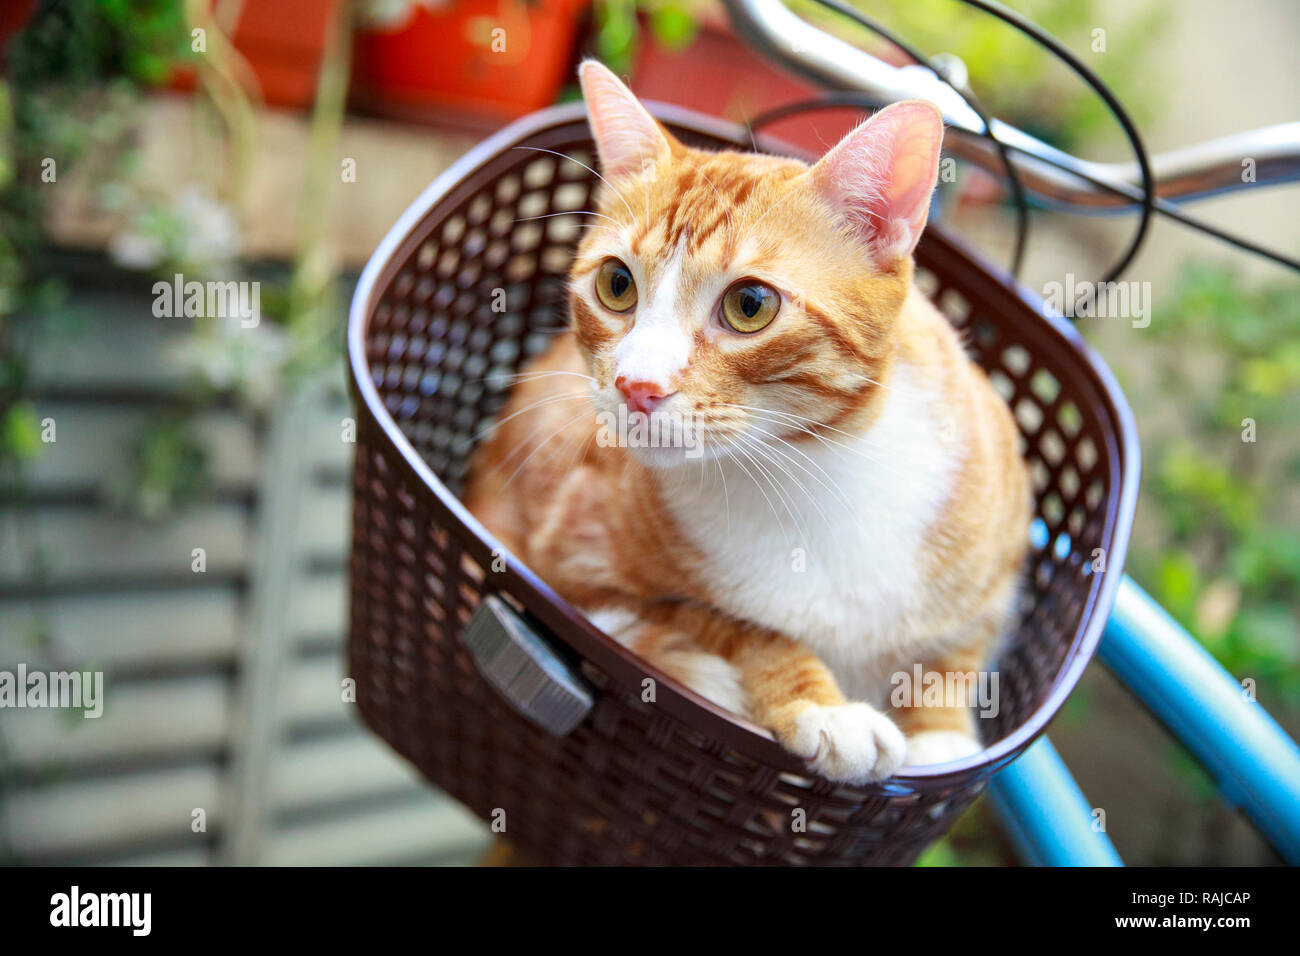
[2,1,348,517]
[593,0,1167,153]
[1130,265,1300,711]
[106,416,210,519]
[822,0,1168,151]
[0,1,196,506]
[593,0,706,74]
[915,797,1017,867]
[6,0,192,87]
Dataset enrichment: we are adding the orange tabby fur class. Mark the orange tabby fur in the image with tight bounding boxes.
[464,62,1031,783]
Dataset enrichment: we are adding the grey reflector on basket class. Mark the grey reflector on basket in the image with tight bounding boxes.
[462,594,595,735]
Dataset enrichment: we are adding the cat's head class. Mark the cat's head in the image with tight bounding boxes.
[570,60,943,469]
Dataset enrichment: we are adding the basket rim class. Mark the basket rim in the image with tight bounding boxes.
[346,100,1141,787]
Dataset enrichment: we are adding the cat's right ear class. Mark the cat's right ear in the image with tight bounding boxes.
[578,60,674,180]
[809,100,944,269]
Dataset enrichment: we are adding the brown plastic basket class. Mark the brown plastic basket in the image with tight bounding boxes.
[345,103,1140,866]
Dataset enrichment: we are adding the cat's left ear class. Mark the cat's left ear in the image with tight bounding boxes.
[578,59,676,180]
[809,100,944,268]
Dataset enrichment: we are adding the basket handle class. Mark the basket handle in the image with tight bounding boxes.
[461,594,595,736]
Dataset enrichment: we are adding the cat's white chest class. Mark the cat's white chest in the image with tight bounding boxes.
[665,365,958,699]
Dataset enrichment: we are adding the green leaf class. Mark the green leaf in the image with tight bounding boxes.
[2,401,45,462]
[914,838,958,867]
[1232,606,1300,666]
[649,5,698,49]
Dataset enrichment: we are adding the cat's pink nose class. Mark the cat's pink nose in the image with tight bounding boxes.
[616,376,672,415]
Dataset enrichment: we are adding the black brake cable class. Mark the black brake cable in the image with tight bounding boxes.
[753,92,1300,276]
[743,0,1165,315]
[948,0,1157,291]
[960,0,1299,274]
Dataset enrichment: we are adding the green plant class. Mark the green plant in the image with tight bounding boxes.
[593,0,707,75]
[796,0,1168,151]
[1129,266,1300,712]
[3,0,356,518]
[590,0,1168,153]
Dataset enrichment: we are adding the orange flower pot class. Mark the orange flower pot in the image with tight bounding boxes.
[351,0,588,127]
[0,0,35,67]
[171,0,343,110]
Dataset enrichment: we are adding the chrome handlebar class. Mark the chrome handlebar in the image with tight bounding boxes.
[721,0,1300,211]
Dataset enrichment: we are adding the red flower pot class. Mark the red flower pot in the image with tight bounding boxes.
[0,0,35,67]
[351,0,587,127]
[172,0,343,110]
[229,0,344,108]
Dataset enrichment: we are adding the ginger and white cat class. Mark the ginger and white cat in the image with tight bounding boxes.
[465,61,1031,784]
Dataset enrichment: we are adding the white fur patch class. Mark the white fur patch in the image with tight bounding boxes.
[665,361,959,705]
[659,651,749,716]
[583,605,749,717]
[904,729,981,768]
[787,702,907,784]
[612,237,690,390]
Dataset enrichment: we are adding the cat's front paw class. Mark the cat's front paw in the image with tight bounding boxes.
[783,703,907,785]
[904,729,981,767]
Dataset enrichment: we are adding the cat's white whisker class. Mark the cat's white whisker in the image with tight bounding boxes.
[738,423,859,522]
[709,436,732,535]
[735,432,831,540]
[717,402,902,472]
[514,210,622,228]
[474,389,591,440]
[513,146,639,233]
[725,439,796,545]
[732,435,808,540]
[497,407,596,491]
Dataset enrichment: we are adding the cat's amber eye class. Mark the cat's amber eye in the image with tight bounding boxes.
[595,258,637,313]
[721,281,779,333]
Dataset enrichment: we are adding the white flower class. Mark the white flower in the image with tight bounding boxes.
[358,0,447,31]
[108,230,166,270]
[174,185,242,272]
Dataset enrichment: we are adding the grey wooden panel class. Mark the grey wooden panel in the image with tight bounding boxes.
[4,676,230,768]
[222,387,314,865]
[4,765,221,858]
[303,408,354,474]
[26,301,201,393]
[0,503,250,586]
[289,571,347,643]
[263,800,488,867]
[283,653,353,730]
[103,846,212,867]
[269,734,429,811]
[26,403,259,495]
[0,589,241,669]
[297,485,351,561]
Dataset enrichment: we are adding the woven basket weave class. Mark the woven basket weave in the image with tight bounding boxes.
[345,103,1139,866]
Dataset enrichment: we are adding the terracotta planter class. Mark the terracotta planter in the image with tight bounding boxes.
[351,0,587,126]
[0,0,35,67]
[173,0,343,109]
[230,0,343,107]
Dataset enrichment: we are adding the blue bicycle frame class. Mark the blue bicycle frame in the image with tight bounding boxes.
[988,575,1300,865]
